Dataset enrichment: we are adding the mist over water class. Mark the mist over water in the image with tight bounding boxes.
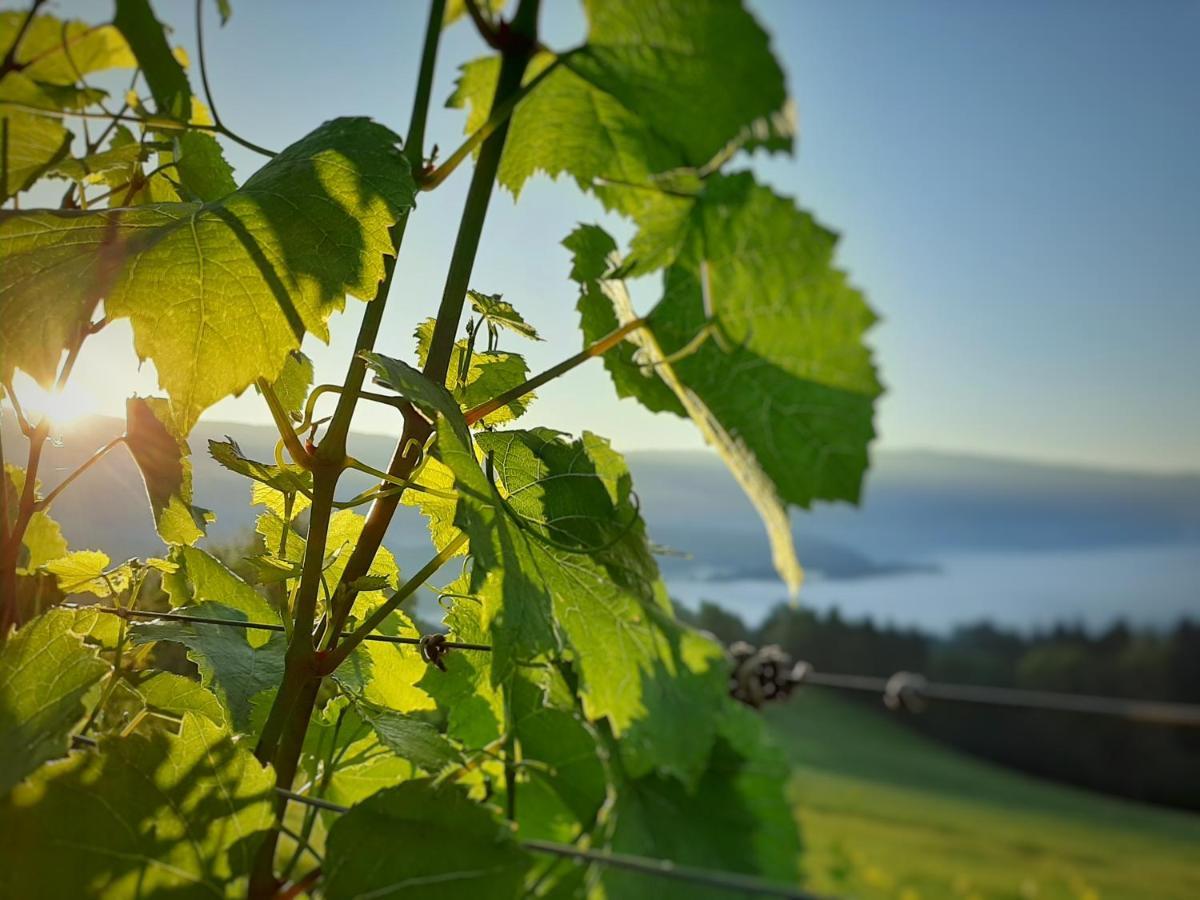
[667,543,1200,634]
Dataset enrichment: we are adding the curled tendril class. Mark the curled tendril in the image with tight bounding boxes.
[484,451,642,557]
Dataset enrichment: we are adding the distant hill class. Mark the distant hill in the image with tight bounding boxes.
[6,414,1199,603]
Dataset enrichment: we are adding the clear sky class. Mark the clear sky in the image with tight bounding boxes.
[40,0,1200,473]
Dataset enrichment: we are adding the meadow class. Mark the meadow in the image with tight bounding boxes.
[772,691,1200,900]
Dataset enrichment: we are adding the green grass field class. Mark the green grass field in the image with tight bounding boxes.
[766,691,1200,900]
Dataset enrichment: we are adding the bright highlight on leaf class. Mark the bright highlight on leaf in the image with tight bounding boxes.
[0,117,416,431]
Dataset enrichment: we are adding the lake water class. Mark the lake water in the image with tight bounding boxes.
[667,542,1200,633]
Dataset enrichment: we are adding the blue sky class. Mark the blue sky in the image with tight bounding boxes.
[49,0,1200,472]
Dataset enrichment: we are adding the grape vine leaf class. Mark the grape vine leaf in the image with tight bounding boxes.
[448,0,792,206]
[130,670,226,724]
[417,578,504,750]
[0,713,275,897]
[603,703,802,899]
[414,317,534,427]
[114,0,191,120]
[43,549,128,597]
[467,289,541,340]
[358,705,463,774]
[4,464,68,572]
[126,396,213,545]
[563,225,684,415]
[324,779,532,900]
[130,602,286,731]
[0,117,415,430]
[416,411,728,782]
[0,11,133,202]
[0,608,108,795]
[1,13,133,85]
[509,668,609,842]
[0,75,72,202]
[209,436,313,497]
[565,172,882,593]
[160,544,276,646]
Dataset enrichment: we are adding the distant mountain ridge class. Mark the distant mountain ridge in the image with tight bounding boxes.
[5,414,1199,590]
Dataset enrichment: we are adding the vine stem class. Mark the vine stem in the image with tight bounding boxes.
[465,317,646,425]
[246,2,449,895]
[322,0,542,648]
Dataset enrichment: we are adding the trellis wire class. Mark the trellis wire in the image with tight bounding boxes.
[75,603,1200,726]
[59,603,490,652]
[273,788,824,900]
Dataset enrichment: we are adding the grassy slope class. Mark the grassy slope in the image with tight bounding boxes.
[766,691,1200,900]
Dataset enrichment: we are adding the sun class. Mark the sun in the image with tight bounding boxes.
[4,372,99,431]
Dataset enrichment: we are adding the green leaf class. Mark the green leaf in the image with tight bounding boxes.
[114,0,191,120]
[510,668,608,842]
[417,580,504,751]
[174,130,237,201]
[569,175,882,593]
[48,139,146,184]
[359,705,463,774]
[0,74,72,202]
[414,318,534,427]
[448,0,791,204]
[429,420,726,781]
[0,713,275,897]
[467,290,541,340]
[126,396,213,545]
[130,670,225,723]
[130,602,285,732]
[209,436,313,496]
[266,349,314,419]
[43,549,127,597]
[324,780,532,900]
[0,609,108,795]
[4,464,68,572]
[0,117,415,429]
[0,13,133,85]
[160,545,277,646]
[603,703,802,899]
[215,0,234,26]
[564,225,684,415]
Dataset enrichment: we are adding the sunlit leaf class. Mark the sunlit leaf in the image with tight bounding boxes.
[0,608,108,795]
[566,174,882,593]
[467,290,541,341]
[0,713,275,897]
[130,670,225,724]
[0,117,415,429]
[414,317,534,427]
[43,549,127,597]
[448,0,791,206]
[126,396,213,545]
[130,601,285,731]
[160,545,276,646]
